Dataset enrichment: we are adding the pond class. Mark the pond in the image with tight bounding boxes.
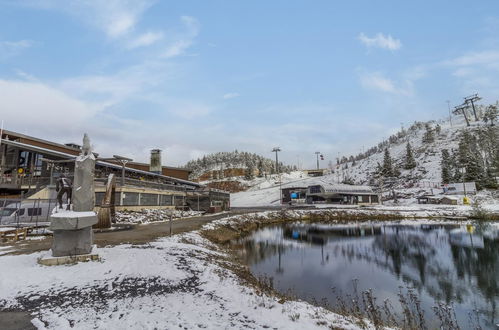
[232,222,499,329]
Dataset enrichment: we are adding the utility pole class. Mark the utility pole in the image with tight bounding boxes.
[272,147,281,173]
[453,104,470,127]
[446,100,452,127]
[315,151,320,170]
[98,155,133,186]
[464,94,481,122]
[272,147,282,205]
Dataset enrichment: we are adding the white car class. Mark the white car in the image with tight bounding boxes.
[0,201,54,225]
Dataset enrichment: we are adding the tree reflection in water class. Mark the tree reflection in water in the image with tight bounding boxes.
[233,222,498,328]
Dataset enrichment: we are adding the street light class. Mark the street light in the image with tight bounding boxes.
[315,151,321,170]
[272,147,281,173]
[98,155,133,186]
[272,147,282,206]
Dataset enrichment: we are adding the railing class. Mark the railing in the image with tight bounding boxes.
[95,177,191,192]
[0,175,52,189]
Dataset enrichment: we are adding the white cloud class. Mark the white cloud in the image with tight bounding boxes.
[444,50,499,67]
[161,16,200,58]
[0,79,100,133]
[359,71,413,96]
[127,31,163,49]
[223,93,240,99]
[0,40,33,59]
[163,40,193,58]
[358,32,402,51]
[21,0,155,38]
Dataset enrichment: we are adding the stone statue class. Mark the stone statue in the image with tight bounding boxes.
[72,133,95,212]
[48,133,98,258]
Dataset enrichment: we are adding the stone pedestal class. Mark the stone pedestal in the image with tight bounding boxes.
[49,211,98,257]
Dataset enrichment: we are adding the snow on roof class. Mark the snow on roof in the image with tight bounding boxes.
[318,183,375,194]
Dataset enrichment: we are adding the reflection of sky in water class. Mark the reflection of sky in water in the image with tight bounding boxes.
[235,223,499,328]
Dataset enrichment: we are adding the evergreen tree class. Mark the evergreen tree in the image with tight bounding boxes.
[456,131,485,188]
[435,124,441,135]
[483,103,498,126]
[257,160,264,177]
[245,162,255,180]
[393,166,401,177]
[422,123,435,144]
[381,148,393,177]
[441,149,452,184]
[404,142,417,170]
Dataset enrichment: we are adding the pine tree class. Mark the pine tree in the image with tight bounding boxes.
[404,142,417,170]
[381,148,393,177]
[245,162,255,180]
[435,124,441,135]
[483,103,498,126]
[422,123,435,144]
[457,131,485,188]
[441,149,452,184]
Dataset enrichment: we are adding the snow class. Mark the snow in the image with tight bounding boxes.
[230,116,499,211]
[0,228,362,329]
[0,227,17,232]
[115,209,204,224]
[51,211,96,218]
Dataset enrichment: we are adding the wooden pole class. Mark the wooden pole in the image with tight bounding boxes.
[169,214,173,236]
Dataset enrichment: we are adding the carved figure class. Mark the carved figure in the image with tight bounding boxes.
[56,173,72,210]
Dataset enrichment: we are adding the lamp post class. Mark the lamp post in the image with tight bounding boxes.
[272,147,281,173]
[315,151,320,170]
[98,155,133,186]
[272,147,282,205]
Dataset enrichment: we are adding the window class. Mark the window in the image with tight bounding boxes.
[140,193,159,206]
[18,208,25,216]
[309,185,321,194]
[28,208,42,216]
[160,195,173,206]
[1,208,16,217]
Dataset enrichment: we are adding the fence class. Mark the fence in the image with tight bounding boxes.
[0,197,57,228]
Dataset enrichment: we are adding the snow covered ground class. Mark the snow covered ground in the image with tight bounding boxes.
[231,171,499,213]
[115,209,204,224]
[0,227,361,329]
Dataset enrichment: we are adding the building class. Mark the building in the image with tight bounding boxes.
[0,130,229,212]
[305,183,379,205]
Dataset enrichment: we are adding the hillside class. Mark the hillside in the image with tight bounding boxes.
[230,113,498,207]
[185,150,294,182]
[334,116,498,189]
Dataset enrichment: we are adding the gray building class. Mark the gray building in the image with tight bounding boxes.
[305,183,379,205]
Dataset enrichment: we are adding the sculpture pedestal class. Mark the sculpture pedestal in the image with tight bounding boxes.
[49,211,98,257]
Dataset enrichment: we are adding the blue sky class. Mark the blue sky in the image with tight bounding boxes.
[1,1,499,168]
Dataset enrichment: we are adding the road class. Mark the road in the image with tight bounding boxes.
[1,209,264,256]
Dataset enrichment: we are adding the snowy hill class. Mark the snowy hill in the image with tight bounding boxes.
[334,115,498,188]
[231,114,498,207]
[185,150,294,181]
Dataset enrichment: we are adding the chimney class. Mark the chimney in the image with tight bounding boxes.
[150,149,162,174]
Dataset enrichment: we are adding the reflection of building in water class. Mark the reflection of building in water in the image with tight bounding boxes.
[283,225,382,245]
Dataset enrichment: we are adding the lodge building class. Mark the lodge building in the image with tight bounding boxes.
[0,130,229,212]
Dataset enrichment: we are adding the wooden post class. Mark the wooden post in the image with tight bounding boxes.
[169,214,173,236]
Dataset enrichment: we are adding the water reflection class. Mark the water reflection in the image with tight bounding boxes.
[234,222,499,328]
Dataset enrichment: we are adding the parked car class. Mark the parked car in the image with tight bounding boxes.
[0,201,54,225]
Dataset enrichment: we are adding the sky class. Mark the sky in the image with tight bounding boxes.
[1,0,499,168]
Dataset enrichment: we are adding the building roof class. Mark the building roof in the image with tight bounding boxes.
[311,182,375,194]
[1,139,202,188]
